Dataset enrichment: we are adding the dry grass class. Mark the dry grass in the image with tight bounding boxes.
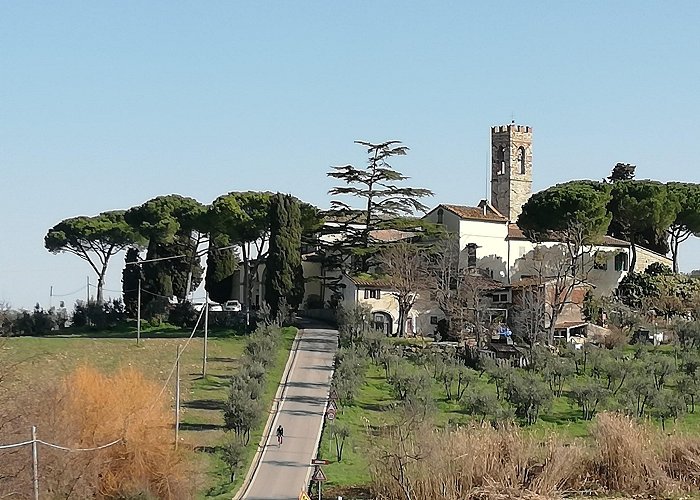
[369,412,700,500]
[0,365,195,499]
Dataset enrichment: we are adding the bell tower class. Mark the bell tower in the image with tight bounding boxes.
[490,122,533,222]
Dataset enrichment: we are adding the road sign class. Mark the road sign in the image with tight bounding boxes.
[327,399,337,411]
[311,465,327,482]
[329,389,338,401]
[312,458,331,465]
[299,491,311,500]
[326,408,336,420]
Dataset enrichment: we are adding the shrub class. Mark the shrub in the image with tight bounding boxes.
[167,300,198,328]
[1,365,194,498]
[369,412,700,499]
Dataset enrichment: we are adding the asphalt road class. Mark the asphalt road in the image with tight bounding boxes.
[242,325,338,500]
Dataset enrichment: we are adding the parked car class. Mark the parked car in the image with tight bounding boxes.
[223,300,242,312]
[193,302,223,312]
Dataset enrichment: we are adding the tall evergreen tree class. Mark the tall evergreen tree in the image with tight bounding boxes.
[326,140,433,274]
[122,247,141,317]
[205,233,239,304]
[265,194,304,318]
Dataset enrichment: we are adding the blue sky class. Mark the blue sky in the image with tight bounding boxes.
[1,1,699,309]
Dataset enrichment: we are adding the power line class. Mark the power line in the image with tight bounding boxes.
[50,285,88,298]
[0,305,206,455]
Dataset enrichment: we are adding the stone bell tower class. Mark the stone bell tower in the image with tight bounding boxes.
[490,122,533,222]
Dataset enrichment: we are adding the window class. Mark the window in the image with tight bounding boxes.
[496,146,506,174]
[519,246,527,257]
[593,251,608,270]
[493,293,509,303]
[466,243,477,269]
[364,289,381,299]
[437,208,444,224]
[614,253,629,272]
[430,316,438,325]
[518,146,526,174]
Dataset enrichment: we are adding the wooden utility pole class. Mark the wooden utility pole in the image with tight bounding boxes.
[175,345,180,449]
[202,293,209,377]
[136,276,141,345]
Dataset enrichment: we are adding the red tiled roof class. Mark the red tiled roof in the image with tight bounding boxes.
[440,203,507,222]
[369,229,416,243]
[346,275,396,288]
[600,235,629,247]
[507,224,630,248]
[508,223,527,239]
[554,321,588,329]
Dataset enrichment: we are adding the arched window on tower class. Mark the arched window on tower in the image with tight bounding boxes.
[518,146,526,174]
[496,146,506,174]
[436,208,444,224]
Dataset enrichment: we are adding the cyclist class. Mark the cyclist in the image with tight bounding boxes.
[276,425,284,446]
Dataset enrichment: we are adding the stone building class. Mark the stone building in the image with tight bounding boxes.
[491,122,533,222]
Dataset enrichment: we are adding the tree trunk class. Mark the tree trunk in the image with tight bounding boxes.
[242,244,251,326]
[397,304,406,338]
[630,239,638,272]
[97,266,107,304]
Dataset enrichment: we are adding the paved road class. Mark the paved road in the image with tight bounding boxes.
[242,325,338,500]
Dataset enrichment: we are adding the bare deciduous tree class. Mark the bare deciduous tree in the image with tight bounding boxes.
[424,235,492,342]
[378,242,429,337]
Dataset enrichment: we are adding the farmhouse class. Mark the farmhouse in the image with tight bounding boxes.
[304,122,672,340]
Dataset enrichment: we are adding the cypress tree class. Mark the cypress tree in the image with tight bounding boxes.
[265,194,304,319]
[122,247,141,318]
[205,233,239,304]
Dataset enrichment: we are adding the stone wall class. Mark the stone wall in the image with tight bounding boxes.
[634,246,672,273]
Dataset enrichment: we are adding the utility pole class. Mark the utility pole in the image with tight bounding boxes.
[202,293,209,378]
[175,345,180,449]
[31,426,39,500]
[137,275,141,345]
[86,276,90,303]
[49,286,53,309]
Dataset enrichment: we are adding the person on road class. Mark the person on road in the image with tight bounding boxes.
[276,425,284,446]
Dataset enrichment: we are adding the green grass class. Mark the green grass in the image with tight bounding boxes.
[1,324,298,500]
[314,351,700,494]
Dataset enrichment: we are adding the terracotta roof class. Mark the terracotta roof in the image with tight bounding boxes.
[554,321,588,330]
[510,277,543,288]
[508,223,527,239]
[346,275,396,288]
[438,202,507,222]
[507,225,630,247]
[369,229,416,243]
[600,235,629,247]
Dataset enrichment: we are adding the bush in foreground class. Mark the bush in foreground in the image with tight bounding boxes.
[1,365,194,499]
[370,412,700,499]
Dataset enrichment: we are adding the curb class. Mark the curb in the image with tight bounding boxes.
[233,328,304,500]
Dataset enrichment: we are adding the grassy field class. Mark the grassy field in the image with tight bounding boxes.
[0,324,297,499]
[315,349,700,497]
